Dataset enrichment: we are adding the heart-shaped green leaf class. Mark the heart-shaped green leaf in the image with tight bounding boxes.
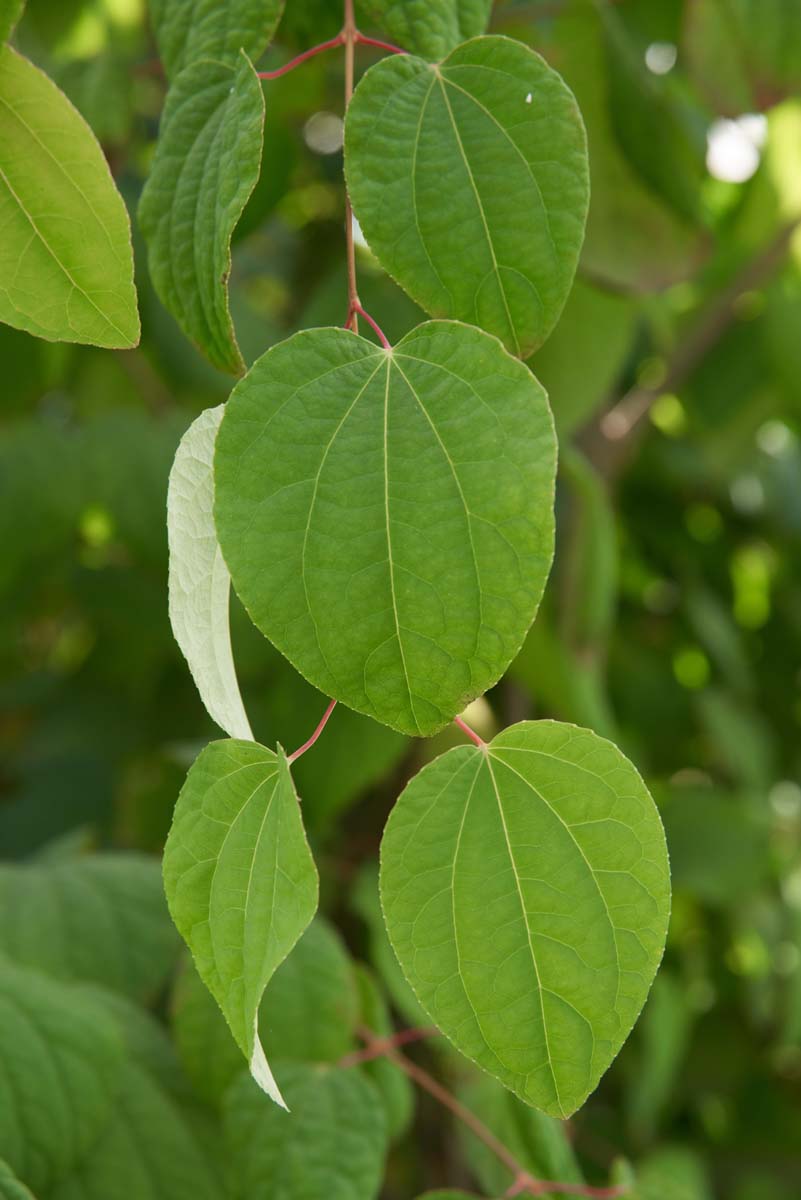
[357,0,493,60]
[139,53,264,374]
[345,36,589,357]
[214,321,556,737]
[0,46,139,348]
[168,406,253,740]
[163,738,318,1109]
[380,720,670,1117]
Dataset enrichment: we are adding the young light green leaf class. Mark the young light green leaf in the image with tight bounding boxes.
[168,406,253,740]
[0,853,179,1001]
[162,738,318,1109]
[0,959,123,1193]
[380,720,670,1117]
[150,0,284,80]
[214,322,556,737]
[138,53,263,374]
[0,46,139,348]
[345,36,589,357]
[0,0,24,43]
[356,0,493,59]
[225,1065,388,1200]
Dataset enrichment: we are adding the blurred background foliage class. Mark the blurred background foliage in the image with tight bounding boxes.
[2,1,801,1197]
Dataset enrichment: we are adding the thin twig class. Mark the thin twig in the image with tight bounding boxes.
[347,302,392,348]
[354,32,407,54]
[257,33,345,79]
[454,714,487,748]
[343,0,360,333]
[338,1025,439,1067]
[354,1027,627,1197]
[287,699,337,763]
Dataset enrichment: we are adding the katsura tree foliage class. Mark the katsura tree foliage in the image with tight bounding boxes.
[2,0,801,1197]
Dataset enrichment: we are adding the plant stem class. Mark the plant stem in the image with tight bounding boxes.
[355,1027,627,1198]
[338,1025,439,1067]
[343,0,360,334]
[257,34,345,79]
[454,714,487,748]
[348,302,392,348]
[354,32,407,54]
[287,698,337,763]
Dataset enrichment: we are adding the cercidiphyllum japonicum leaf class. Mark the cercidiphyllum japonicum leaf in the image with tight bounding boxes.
[162,738,319,1110]
[0,0,24,44]
[356,0,493,60]
[138,53,263,375]
[0,959,124,1194]
[225,1065,389,1200]
[149,0,285,80]
[214,322,557,738]
[380,720,671,1118]
[168,406,253,740]
[0,46,140,348]
[344,36,589,359]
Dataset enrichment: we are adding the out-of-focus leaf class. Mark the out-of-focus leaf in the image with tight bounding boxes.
[0,46,139,347]
[356,0,493,59]
[0,853,179,1001]
[629,1146,713,1200]
[696,689,775,790]
[225,1066,388,1200]
[0,959,123,1194]
[0,1161,35,1200]
[351,862,430,1028]
[626,972,693,1141]
[139,54,264,374]
[559,447,618,648]
[150,0,285,79]
[659,786,769,906]
[530,278,637,437]
[0,0,24,42]
[354,964,415,1142]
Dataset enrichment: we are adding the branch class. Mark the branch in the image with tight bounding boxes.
[351,1026,628,1198]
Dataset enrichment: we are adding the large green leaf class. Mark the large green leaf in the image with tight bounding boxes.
[168,406,253,740]
[356,0,493,59]
[172,916,360,1106]
[214,322,556,737]
[0,853,179,1001]
[48,1059,220,1200]
[139,53,264,374]
[684,0,801,115]
[380,720,670,1117]
[163,738,318,1109]
[345,36,589,357]
[225,1065,388,1200]
[0,46,139,348]
[0,960,123,1193]
[0,0,24,43]
[150,0,285,79]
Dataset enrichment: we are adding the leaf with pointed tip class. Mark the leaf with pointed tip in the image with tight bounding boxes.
[380,720,670,1117]
[225,1065,388,1200]
[139,53,263,374]
[163,738,319,1109]
[357,0,492,59]
[0,0,24,43]
[345,36,589,357]
[214,321,556,737]
[0,853,179,1001]
[168,406,253,739]
[0,46,139,348]
[0,959,123,1193]
[150,0,285,79]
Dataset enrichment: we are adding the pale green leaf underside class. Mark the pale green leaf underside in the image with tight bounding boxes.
[168,406,253,739]
[0,959,123,1193]
[162,738,318,1109]
[225,1065,388,1200]
[150,0,285,79]
[345,36,589,357]
[357,0,492,59]
[214,321,556,737]
[0,46,139,348]
[0,853,179,1002]
[0,0,24,44]
[138,53,263,374]
[380,720,670,1117]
